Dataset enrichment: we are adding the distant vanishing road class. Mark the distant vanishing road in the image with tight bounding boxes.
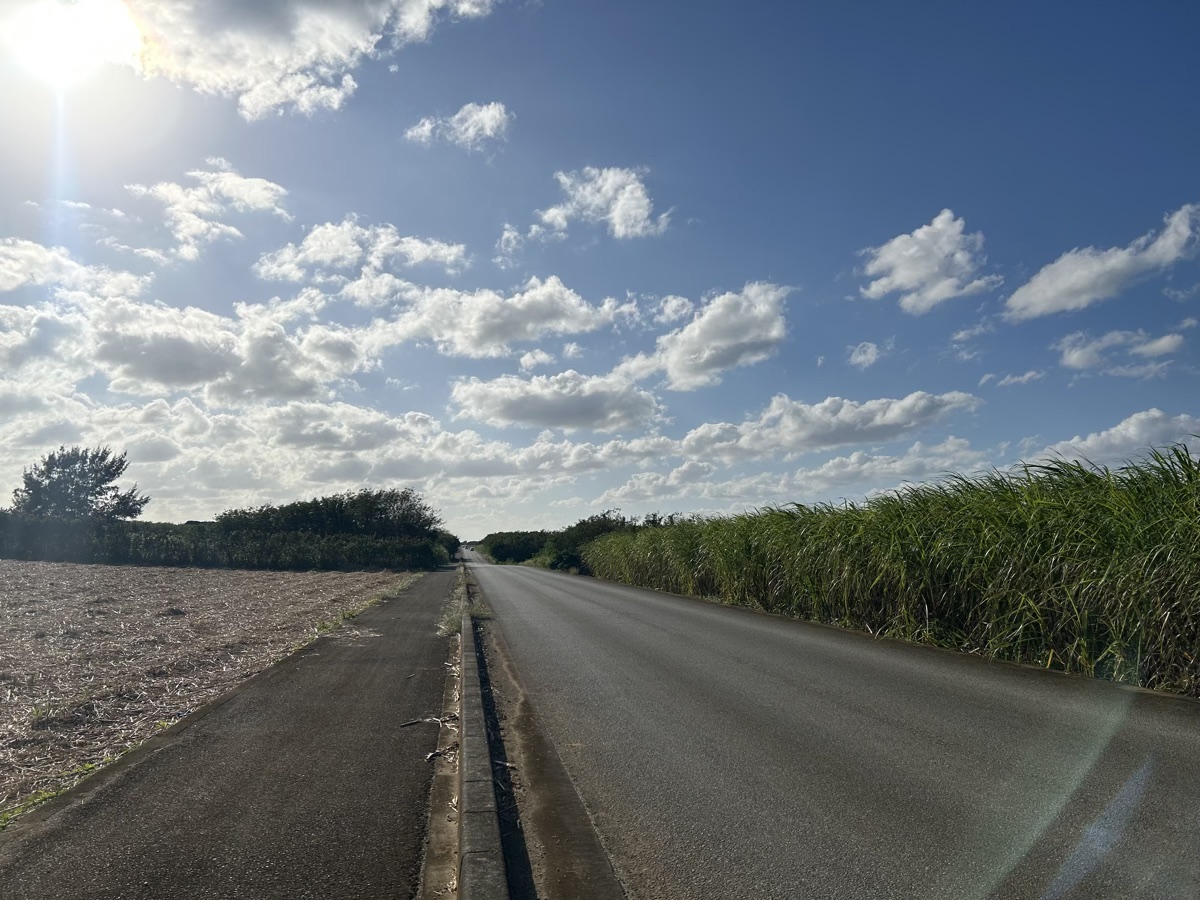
[465,550,1200,900]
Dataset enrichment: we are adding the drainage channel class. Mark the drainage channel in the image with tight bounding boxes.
[456,567,627,900]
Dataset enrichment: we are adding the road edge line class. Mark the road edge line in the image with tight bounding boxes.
[458,607,510,900]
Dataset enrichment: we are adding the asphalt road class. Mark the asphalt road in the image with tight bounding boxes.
[464,551,1200,900]
[0,570,456,900]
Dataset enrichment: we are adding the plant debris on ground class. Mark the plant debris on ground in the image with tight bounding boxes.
[0,559,413,827]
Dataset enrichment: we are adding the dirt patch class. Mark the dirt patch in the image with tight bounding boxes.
[0,559,415,824]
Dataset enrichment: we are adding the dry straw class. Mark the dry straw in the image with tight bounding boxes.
[0,562,410,826]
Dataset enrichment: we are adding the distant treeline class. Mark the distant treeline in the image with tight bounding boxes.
[477,511,678,572]
[0,488,458,571]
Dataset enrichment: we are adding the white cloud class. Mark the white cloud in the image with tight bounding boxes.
[1040,409,1200,465]
[115,0,497,120]
[1165,284,1200,302]
[615,282,790,390]
[0,390,558,525]
[493,223,525,270]
[654,295,693,324]
[519,349,556,371]
[0,305,88,380]
[1053,329,1185,370]
[595,437,991,508]
[593,461,717,505]
[1005,204,1200,321]
[978,373,995,386]
[366,275,633,358]
[562,341,583,359]
[91,298,242,393]
[677,390,981,463]
[952,321,993,343]
[0,291,373,405]
[255,217,468,284]
[0,238,150,299]
[848,341,880,370]
[451,370,661,432]
[405,101,513,151]
[1101,362,1172,380]
[1130,333,1184,357]
[861,210,1001,314]
[537,167,670,239]
[127,158,291,261]
[996,370,1044,387]
[781,437,992,498]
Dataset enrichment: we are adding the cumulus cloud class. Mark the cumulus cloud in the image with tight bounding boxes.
[860,209,1001,314]
[996,370,1044,387]
[255,216,467,285]
[536,167,670,239]
[596,437,991,508]
[1005,204,1200,321]
[615,282,790,390]
[677,390,981,463]
[0,391,546,524]
[108,0,498,119]
[91,299,241,393]
[519,349,555,371]
[784,437,992,497]
[0,238,150,299]
[1040,409,1200,465]
[366,275,635,358]
[654,294,693,324]
[493,223,524,269]
[1053,329,1185,373]
[0,305,88,382]
[593,461,717,505]
[451,370,662,432]
[405,101,513,151]
[848,341,880,370]
[127,158,290,261]
[0,290,375,405]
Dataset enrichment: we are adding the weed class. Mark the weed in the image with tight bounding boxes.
[583,444,1200,697]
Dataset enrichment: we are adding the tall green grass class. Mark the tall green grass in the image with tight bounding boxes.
[582,447,1200,697]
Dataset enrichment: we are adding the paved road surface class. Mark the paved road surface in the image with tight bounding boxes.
[465,551,1200,900]
[0,571,455,900]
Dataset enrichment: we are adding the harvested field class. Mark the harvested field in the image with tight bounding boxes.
[0,559,417,826]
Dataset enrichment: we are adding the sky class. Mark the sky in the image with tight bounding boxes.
[1,0,1198,540]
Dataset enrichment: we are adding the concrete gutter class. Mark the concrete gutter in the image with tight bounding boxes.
[458,610,510,899]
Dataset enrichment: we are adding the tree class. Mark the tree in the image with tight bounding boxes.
[11,445,149,520]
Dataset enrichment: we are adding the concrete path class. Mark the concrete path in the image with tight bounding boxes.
[465,551,1200,900]
[0,570,456,900]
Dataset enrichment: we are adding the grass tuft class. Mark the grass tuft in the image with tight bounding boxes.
[583,444,1200,697]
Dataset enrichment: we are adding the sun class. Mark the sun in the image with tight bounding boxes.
[5,0,142,88]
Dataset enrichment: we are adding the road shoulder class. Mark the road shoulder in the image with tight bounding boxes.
[0,570,456,900]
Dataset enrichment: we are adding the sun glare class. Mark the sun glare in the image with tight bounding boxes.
[5,0,142,88]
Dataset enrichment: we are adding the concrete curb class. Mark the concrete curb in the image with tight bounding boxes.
[458,609,509,899]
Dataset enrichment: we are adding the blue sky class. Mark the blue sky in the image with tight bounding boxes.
[1,0,1198,539]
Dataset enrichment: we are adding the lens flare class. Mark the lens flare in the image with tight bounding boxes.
[5,0,142,88]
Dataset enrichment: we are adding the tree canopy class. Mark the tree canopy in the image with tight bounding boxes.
[214,488,443,539]
[11,445,150,520]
